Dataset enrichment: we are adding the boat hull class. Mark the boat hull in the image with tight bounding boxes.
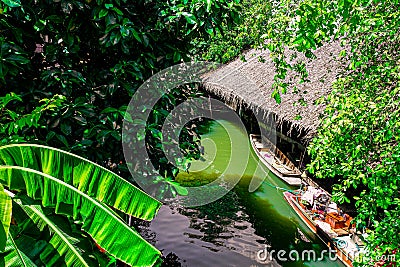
[283,191,354,267]
[250,134,302,186]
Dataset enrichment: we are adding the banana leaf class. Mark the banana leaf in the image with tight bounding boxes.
[12,197,89,267]
[0,144,161,221]
[0,234,37,267]
[0,166,161,267]
[0,184,12,251]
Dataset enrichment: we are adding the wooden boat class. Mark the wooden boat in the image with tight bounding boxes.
[283,185,367,267]
[250,134,302,186]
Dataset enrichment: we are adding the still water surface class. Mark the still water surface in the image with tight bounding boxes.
[138,120,344,267]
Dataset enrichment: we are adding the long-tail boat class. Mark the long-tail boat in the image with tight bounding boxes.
[250,134,302,186]
[283,184,367,266]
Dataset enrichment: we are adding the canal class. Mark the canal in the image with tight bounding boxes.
[138,119,344,267]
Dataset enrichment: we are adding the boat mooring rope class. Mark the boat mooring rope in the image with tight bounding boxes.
[250,150,301,194]
[262,180,300,194]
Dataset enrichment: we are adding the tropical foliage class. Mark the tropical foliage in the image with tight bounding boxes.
[0,1,241,265]
[232,0,400,265]
[191,0,268,63]
[0,0,240,174]
[4,0,399,265]
[0,144,162,266]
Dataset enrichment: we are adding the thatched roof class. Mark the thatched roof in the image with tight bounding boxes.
[201,41,344,141]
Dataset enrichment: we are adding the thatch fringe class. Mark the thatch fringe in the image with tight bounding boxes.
[201,41,345,142]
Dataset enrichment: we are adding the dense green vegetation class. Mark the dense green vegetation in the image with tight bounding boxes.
[0,144,162,266]
[305,4,400,263]
[197,0,400,264]
[191,0,267,63]
[0,0,240,266]
[221,0,398,265]
[1,0,399,266]
[0,0,239,162]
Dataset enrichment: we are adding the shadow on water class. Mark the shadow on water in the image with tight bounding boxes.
[137,120,344,267]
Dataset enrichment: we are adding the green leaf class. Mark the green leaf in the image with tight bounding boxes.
[169,182,188,196]
[101,107,118,113]
[0,144,162,221]
[205,27,214,35]
[173,51,181,62]
[294,114,302,120]
[131,28,141,42]
[0,234,37,267]
[60,123,72,136]
[1,0,21,8]
[13,198,90,267]
[56,134,69,147]
[0,224,6,253]
[0,166,161,267]
[183,12,196,24]
[0,184,12,251]
[6,54,30,64]
[98,9,108,19]
[271,89,281,104]
[206,0,212,12]
[0,93,22,108]
[111,7,123,15]
[73,115,87,125]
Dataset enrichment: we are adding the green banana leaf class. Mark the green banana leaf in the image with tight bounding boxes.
[0,184,12,251]
[0,144,161,221]
[0,234,37,267]
[0,166,161,267]
[12,197,89,267]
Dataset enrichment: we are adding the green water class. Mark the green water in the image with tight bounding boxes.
[143,120,344,267]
